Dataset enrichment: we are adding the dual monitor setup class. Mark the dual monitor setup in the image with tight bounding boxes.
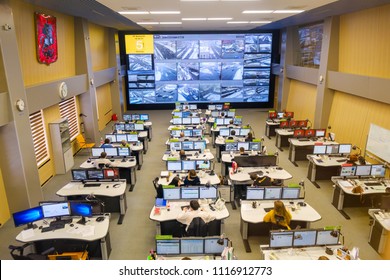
[123,113,149,122]
[167,160,211,172]
[293,128,326,139]
[339,164,386,177]
[219,127,250,137]
[279,119,309,129]
[169,140,206,152]
[156,237,229,256]
[225,141,261,152]
[208,104,230,111]
[175,104,198,110]
[114,122,144,131]
[105,133,139,143]
[163,185,218,200]
[13,201,94,229]
[313,144,352,156]
[210,110,236,118]
[91,147,132,158]
[170,129,203,138]
[268,111,294,119]
[71,168,120,182]
[215,117,242,126]
[269,228,341,249]
[246,186,301,200]
[172,117,202,125]
[173,111,199,118]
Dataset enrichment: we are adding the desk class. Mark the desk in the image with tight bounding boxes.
[306,155,347,187]
[240,200,321,252]
[215,136,246,162]
[56,180,127,224]
[80,158,137,191]
[260,244,341,260]
[332,178,389,219]
[288,138,337,166]
[368,210,390,257]
[158,172,221,186]
[168,125,205,131]
[162,151,214,161]
[143,121,153,141]
[221,152,263,176]
[275,129,294,151]
[111,142,144,170]
[15,216,112,260]
[265,120,280,139]
[115,131,148,153]
[149,200,229,236]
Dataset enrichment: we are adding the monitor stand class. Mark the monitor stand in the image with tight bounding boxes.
[77,216,87,225]
[25,223,38,230]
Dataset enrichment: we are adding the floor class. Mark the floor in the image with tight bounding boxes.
[0,109,382,260]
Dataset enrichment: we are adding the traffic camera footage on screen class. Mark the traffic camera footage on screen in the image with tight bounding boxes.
[124,33,273,105]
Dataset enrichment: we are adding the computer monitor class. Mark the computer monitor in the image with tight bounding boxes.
[41,202,70,219]
[338,144,352,155]
[192,129,202,137]
[211,111,219,117]
[196,160,210,170]
[268,111,277,119]
[305,129,316,138]
[123,114,132,122]
[315,129,326,137]
[298,120,308,128]
[134,123,144,130]
[246,187,265,200]
[208,105,216,110]
[313,145,326,155]
[225,142,237,151]
[180,239,204,254]
[182,141,194,150]
[171,130,181,137]
[285,112,294,118]
[192,117,200,125]
[170,142,181,151]
[124,123,134,131]
[316,229,340,246]
[264,187,282,200]
[182,160,196,171]
[189,104,197,110]
[233,118,242,125]
[293,230,317,247]
[105,134,116,143]
[104,147,118,157]
[92,147,104,157]
[194,141,206,152]
[239,128,251,136]
[326,145,339,154]
[140,114,149,121]
[173,118,182,125]
[277,112,284,118]
[237,142,250,151]
[289,120,298,128]
[250,142,261,151]
[132,114,140,121]
[219,128,230,137]
[116,134,127,142]
[181,187,199,199]
[127,134,138,142]
[199,186,217,199]
[293,129,305,138]
[282,187,300,199]
[115,123,125,131]
[13,206,44,229]
[340,166,356,177]
[71,169,88,181]
[167,161,182,172]
[118,147,131,157]
[156,239,180,255]
[279,121,289,128]
[87,169,104,180]
[69,201,93,224]
[355,165,371,176]
[182,117,191,125]
[163,188,181,200]
[103,168,120,179]
[269,231,294,248]
[216,104,223,110]
[258,155,277,166]
[370,164,386,177]
[215,118,224,125]
[226,111,234,118]
[204,238,228,254]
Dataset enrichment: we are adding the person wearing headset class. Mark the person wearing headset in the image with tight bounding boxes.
[94,152,112,169]
[183,169,201,186]
[176,200,216,231]
[263,200,292,230]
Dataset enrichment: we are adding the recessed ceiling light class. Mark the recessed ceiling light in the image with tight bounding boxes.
[180,0,218,2]
[249,21,272,24]
[227,21,249,24]
[159,22,182,25]
[208,18,233,21]
[137,22,159,25]
[273,10,304,13]
[242,10,273,14]
[182,18,207,21]
[119,11,149,15]
[150,11,181,15]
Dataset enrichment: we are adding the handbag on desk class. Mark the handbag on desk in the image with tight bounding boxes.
[352,185,365,203]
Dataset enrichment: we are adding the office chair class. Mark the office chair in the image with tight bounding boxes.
[153,177,163,198]
[75,134,95,155]
[9,243,55,260]
[186,217,208,237]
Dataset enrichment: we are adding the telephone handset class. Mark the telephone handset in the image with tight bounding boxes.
[214,197,226,210]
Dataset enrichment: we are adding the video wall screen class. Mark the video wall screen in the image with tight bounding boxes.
[121,33,274,109]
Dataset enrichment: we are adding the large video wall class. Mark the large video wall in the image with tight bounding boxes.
[120,33,275,109]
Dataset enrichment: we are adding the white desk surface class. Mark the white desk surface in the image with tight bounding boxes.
[211,125,242,132]
[307,155,348,166]
[165,138,210,145]
[373,213,390,231]
[56,180,127,197]
[275,129,294,136]
[149,200,229,222]
[80,158,137,169]
[221,152,263,163]
[111,142,143,151]
[116,131,148,138]
[265,120,281,125]
[241,200,321,224]
[229,167,292,181]
[215,137,246,145]
[289,138,338,147]
[334,179,389,195]
[16,216,110,243]
[260,245,341,260]
[162,151,214,161]
[168,125,205,131]
[158,172,220,185]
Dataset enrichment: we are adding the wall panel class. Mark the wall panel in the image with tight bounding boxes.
[96,84,112,131]
[0,168,10,226]
[286,80,316,122]
[89,23,109,71]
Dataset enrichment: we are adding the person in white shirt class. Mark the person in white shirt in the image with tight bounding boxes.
[94,152,112,169]
[176,200,216,231]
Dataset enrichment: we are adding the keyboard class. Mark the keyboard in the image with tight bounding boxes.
[84,183,101,187]
[364,182,382,186]
[336,159,347,162]
[50,219,71,227]
[298,138,310,141]
[41,223,65,232]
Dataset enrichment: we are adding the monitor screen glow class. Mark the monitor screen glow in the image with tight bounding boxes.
[219,128,230,137]
[316,229,339,246]
[225,142,238,151]
[156,239,180,255]
[315,129,326,137]
[264,187,282,200]
[370,165,386,176]
[199,187,217,199]
[237,142,250,151]
[293,230,317,247]
[355,165,371,176]
[239,128,250,136]
[269,231,294,248]
[204,238,228,254]
[182,141,194,150]
[116,134,127,142]
[71,169,88,181]
[338,144,352,154]
[163,188,181,200]
[326,145,339,154]
[41,202,70,219]
[250,142,261,151]
[127,134,138,142]
[70,202,93,217]
[313,145,326,155]
[181,187,199,199]
[246,187,265,200]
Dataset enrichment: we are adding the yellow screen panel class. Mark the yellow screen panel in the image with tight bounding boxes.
[125,35,154,54]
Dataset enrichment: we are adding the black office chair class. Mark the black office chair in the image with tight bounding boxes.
[9,243,55,260]
[153,177,163,198]
[186,217,208,237]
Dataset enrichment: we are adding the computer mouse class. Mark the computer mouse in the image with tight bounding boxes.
[87,159,91,163]
[129,158,135,162]
[96,217,105,222]
[106,185,109,188]
[110,159,114,162]
[70,224,74,227]
[365,187,368,190]
[39,226,43,229]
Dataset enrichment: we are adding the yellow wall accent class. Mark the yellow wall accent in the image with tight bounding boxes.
[12,1,76,86]
[0,168,11,227]
[89,23,109,71]
[339,4,390,78]
[286,80,316,121]
[96,84,112,131]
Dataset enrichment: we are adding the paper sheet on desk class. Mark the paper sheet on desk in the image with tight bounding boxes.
[338,180,353,188]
